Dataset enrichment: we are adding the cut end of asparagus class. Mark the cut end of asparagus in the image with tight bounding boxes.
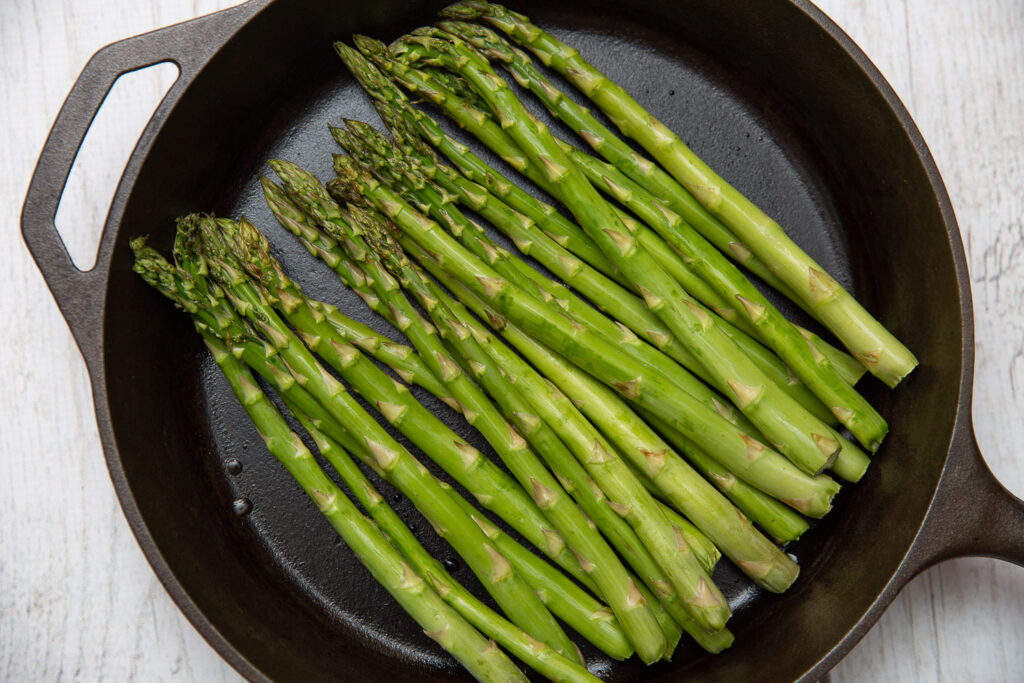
[741,554,801,594]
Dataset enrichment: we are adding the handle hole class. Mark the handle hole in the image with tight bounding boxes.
[54,62,179,270]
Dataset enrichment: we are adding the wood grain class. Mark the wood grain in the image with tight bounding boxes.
[2,0,1020,680]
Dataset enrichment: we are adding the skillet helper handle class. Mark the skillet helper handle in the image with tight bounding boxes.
[20,1,263,362]
[907,429,1024,572]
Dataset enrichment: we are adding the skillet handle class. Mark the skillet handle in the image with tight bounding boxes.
[905,428,1024,572]
[20,1,265,363]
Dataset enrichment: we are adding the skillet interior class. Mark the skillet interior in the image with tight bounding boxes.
[100,0,965,680]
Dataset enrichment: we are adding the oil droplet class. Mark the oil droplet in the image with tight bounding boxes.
[443,558,460,572]
[225,459,243,475]
[233,498,253,516]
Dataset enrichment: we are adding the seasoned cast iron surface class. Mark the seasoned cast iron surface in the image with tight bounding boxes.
[100,1,960,680]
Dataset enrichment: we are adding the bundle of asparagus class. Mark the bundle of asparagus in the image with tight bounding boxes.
[133,3,915,680]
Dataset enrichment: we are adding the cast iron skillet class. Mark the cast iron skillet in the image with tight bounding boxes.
[22,0,1024,680]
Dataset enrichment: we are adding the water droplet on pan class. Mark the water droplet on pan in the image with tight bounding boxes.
[225,458,243,475]
[233,498,253,516]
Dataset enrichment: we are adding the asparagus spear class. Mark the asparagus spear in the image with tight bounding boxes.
[365,32,836,456]
[133,243,529,682]
[414,260,801,591]
[346,39,742,341]
[340,201,666,662]
[225,210,641,660]
[217,349,530,683]
[263,162,601,583]
[400,256,734,653]
[337,42,861,420]
[446,0,918,387]
[285,181,730,649]
[179,215,579,660]
[264,190,699,658]
[291,412,599,683]
[561,143,887,452]
[388,30,857,477]
[342,71,863,421]
[261,176,464,404]
[338,39,622,284]
[420,290,722,576]
[332,154,837,532]
[335,126,862,496]
[274,178,727,652]
[338,120,868,450]
[443,485,692,660]
[439,18,804,306]
[351,207,731,634]
[332,120,758,435]
[258,188,689,658]
[634,408,811,544]
[137,234,630,666]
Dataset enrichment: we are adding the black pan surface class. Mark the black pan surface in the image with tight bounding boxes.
[23,1,1024,681]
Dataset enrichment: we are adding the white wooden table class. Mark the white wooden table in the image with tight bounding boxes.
[2,1,1021,680]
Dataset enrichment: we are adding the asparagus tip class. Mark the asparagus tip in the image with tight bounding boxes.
[438,0,490,21]
[353,34,388,59]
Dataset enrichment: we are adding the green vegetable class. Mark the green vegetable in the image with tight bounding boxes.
[447,0,917,387]
[179,214,579,661]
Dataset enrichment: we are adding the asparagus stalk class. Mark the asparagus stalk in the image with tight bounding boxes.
[330,223,731,651]
[367,30,833,450]
[264,183,701,657]
[634,408,810,543]
[332,154,836,533]
[291,412,600,683]
[264,162,600,583]
[335,120,839,450]
[133,244,528,682]
[439,19,805,307]
[335,126,862,492]
[361,262,750,631]
[395,228,716,597]
[561,143,887,452]
[180,215,579,660]
[332,121,758,435]
[349,39,734,335]
[264,184,726,652]
[443,486,693,660]
[411,251,800,591]
[215,347,529,683]
[257,178,657,658]
[389,31,856,477]
[136,235,625,667]
[342,202,665,662]
[267,168,768,536]
[352,214,731,634]
[346,75,861,419]
[497,325,807,585]
[339,40,623,284]
[261,176,463,403]
[339,121,871,461]
[421,279,728,594]
[447,0,918,387]
[227,209,643,658]
[337,42,860,420]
